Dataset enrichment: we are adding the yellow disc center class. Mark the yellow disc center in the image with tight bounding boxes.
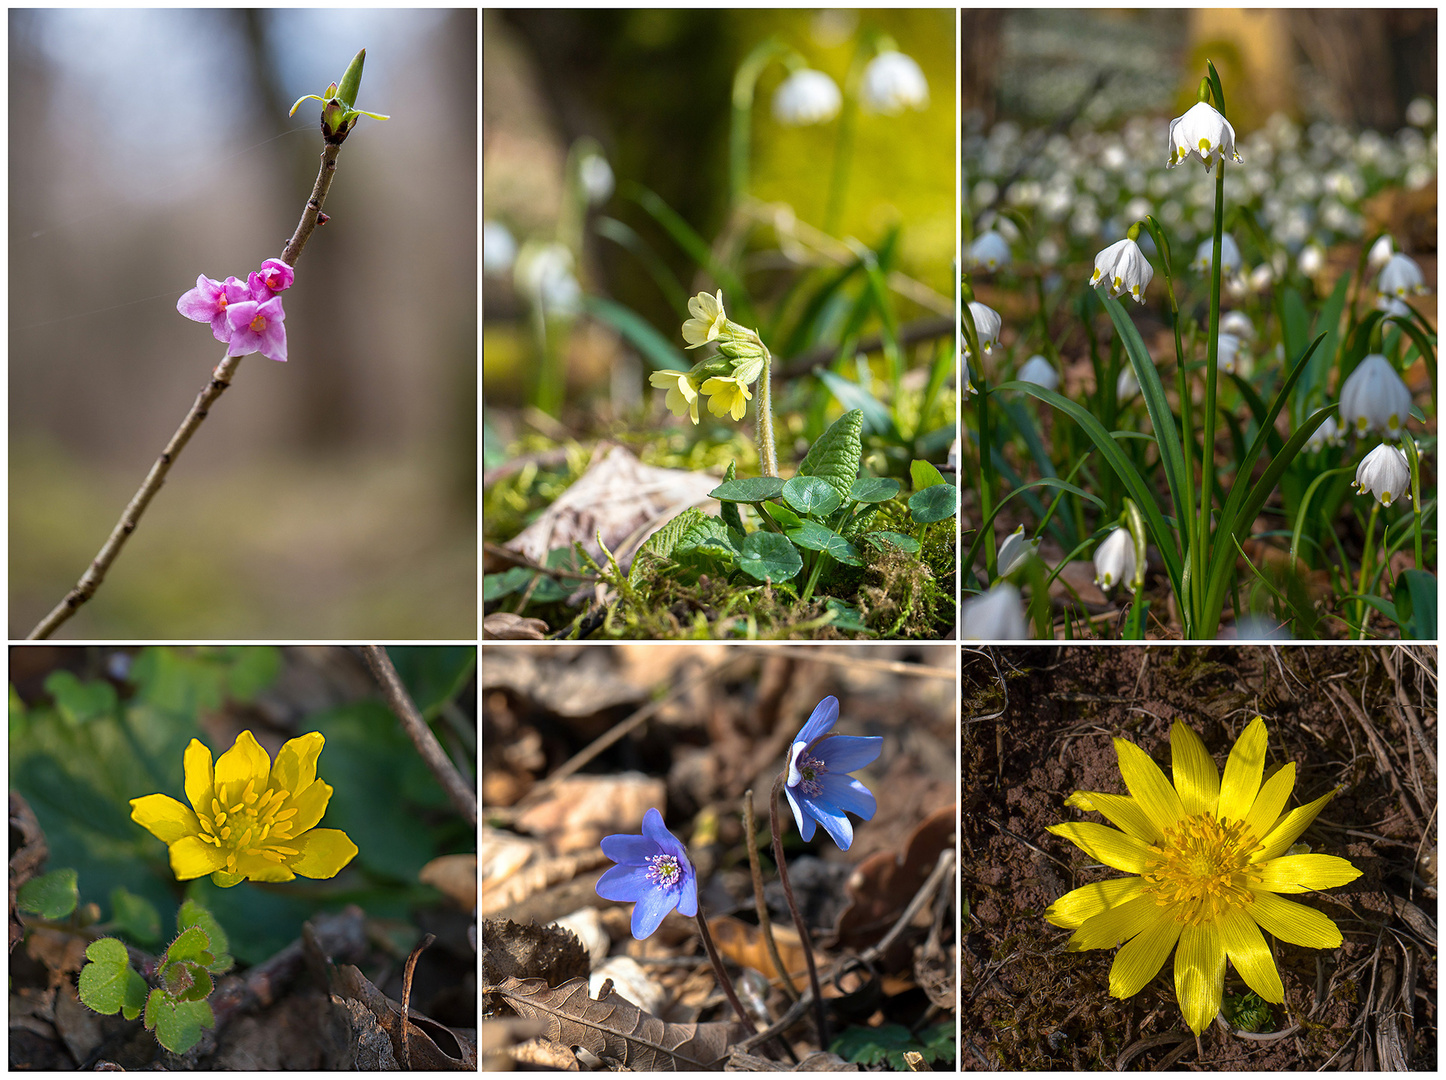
[1141,811,1261,926]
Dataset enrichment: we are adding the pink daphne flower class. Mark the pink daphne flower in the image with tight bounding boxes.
[225,296,288,362]
[249,258,295,298]
[177,275,250,344]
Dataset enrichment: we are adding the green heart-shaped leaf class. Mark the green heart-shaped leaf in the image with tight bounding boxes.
[908,484,957,524]
[782,476,843,517]
[737,532,803,582]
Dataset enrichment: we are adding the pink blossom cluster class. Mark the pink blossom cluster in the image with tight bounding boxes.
[177,257,294,363]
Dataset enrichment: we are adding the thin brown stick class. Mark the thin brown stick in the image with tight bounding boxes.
[362,646,477,829]
[27,141,345,640]
[769,775,828,1050]
[401,932,435,1069]
[743,789,798,1002]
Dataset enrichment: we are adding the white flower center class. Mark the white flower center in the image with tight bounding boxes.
[646,853,682,889]
[793,753,827,798]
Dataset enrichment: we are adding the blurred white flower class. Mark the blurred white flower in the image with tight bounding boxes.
[772,69,842,126]
[963,363,976,396]
[1353,443,1411,506]
[1231,615,1293,641]
[1036,237,1062,266]
[1220,310,1256,341]
[1249,263,1275,293]
[1377,252,1429,300]
[961,583,1028,640]
[1406,96,1435,128]
[1090,237,1154,304]
[996,525,1040,577]
[515,242,582,316]
[1093,527,1136,593]
[579,153,615,205]
[1166,101,1242,171]
[1017,354,1059,390]
[1339,353,1411,439]
[860,50,929,115]
[963,301,1001,359]
[1192,233,1242,274]
[1298,242,1325,277]
[969,230,1012,271]
[973,179,1000,210]
[1378,296,1413,318]
[1305,414,1344,453]
[1216,332,1244,374]
[1366,233,1396,271]
[484,220,517,276]
[1117,366,1140,400]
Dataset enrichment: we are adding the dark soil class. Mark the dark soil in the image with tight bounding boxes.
[962,645,1437,1070]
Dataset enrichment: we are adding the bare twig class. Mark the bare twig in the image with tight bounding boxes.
[362,646,477,829]
[28,140,347,639]
[743,789,798,1002]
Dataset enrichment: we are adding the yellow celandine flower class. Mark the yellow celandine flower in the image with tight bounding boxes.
[682,289,728,348]
[1045,717,1361,1035]
[701,374,753,421]
[648,370,701,424]
[130,730,358,888]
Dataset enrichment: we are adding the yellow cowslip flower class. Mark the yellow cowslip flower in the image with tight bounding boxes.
[701,374,752,421]
[648,370,700,424]
[130,730,358,888]
[682,290,727,348]
[1045,717,1360,1035]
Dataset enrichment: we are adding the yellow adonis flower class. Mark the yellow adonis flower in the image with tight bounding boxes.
[701,374,753,421]
[1045,717,1361,1035]
[648,370,701,424]
[130,730,358,888]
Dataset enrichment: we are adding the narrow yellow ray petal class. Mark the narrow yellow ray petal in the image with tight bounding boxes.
[1114,739,1185,834]
[1242,763,1295,849]
[1175,921,1226,1035]
[1248,891,1344,948]
[1218,905,1284,1003]
[1045,876,1145,929]
[1253,787,1338,863]
[1254,853,1362,894]
[1170,720,1220,817]
[1046,821,1150,875]
[1109,907,1182,999]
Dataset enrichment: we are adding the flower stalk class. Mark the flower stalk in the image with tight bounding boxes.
[694,911,759,1034]
[768,774,828,1049]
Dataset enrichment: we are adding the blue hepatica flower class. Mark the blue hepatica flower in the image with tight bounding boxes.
[596,807,698,939]
[784,696,883,850]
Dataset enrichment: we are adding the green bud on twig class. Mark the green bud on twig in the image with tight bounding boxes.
[289,48,391,144]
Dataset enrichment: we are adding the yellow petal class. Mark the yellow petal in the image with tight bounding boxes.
[1253,787,1337,863]
[271,732,324,796]
[285,779,334,836]
[1218,716,1268,822]
[130,794,200,844]
[1241,763,1296,848]
[1253,853,1362,895]
[1175,921,1225,1035]
[1170,721,1220,816]
[183,739,215,818]
[169,836,227,881]
[287,828,358,879]
[214,730,271,804]
[1078,791,1163,844]
[1045,876,1145,929]
[233,851,297,884]
[1114,739,1184,834]
[1218,905,1284,1003]
[1068,893,1161,951]
[1108,906,1182,999]
[1046,821,1150,874]
[210,870,246,888]
[1248,891,1344,948]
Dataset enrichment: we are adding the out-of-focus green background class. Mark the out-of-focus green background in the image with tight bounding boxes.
[10,10,477,639]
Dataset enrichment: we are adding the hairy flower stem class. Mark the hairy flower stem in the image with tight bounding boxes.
[769,774,829,1050]
[1196,160,1226,634]
[693,911,759,1035]
[743,790,799,1001]
[757,350,779,477]
[27,141,345,640]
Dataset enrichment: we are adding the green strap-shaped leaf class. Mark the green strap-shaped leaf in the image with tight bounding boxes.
[797,409,864,505]
[718,462,744,534]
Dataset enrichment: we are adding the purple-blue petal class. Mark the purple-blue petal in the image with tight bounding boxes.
[676,868,698,918]
[600,833,657,865]
[817,735,883,774]
[596,863,651,903]
[784,785,816,842]
[818,773,877,821]
[805,799,855,850]
[794,696,839,747]
[640,807,670,845]
[631,884,677,939]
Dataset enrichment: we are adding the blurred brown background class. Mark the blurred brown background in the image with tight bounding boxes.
[10,8,477,639]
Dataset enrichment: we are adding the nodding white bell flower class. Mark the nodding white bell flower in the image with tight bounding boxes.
[963,301,1001,359]
[1377,252,1430,300]
[1017,354,1059,390]
[1220,310,1257,341]
[996,525,1040,577]
[1366,233,1396,272]
[1305,414,1345,453]
[1166,100,1242,171]
[579,153,615,205]
[1249,263,1275,293]
[1191,233,1242,275]
[1093,527,1137,593]
[1339,353,1412,439]
[484,220,517,276]
[1117,366,1139,400]
[1298,243,1326,277]
[962,583,1028,640]
[1215,332,1244,374]
[1089,237,1153,303]
[860,50,929,115]
[969,230,1012,271]
[772,69,842,126]
[1378,296,1413,318]
[1353,443,1412,506]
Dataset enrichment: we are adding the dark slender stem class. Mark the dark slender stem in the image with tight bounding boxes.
[769,774,829,1050]
[693,912,757,1034]
[743,789,798,1002]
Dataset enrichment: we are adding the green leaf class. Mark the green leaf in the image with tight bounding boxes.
[177,899,233,974]
[1394,570,1437,639]
[78,937,148,1020]
[718,462,744,534]
[581,294,689,372]
[161,960,213,1003]
[864,531,921,554]
[483,566,534,602]
[164,925,213,967]
[44,670,118,726]
[709,476,786,503]
[813,368,900,439]
[823,599,871,634]
[786,521,863,566]
[798,409,864,505]
[908,484,957,524]
[110,886,161,945]
[737,532,803,582]
[386,646,477,718]
[849,477,901,503]
[145,988,215,1054]
[782,476,843,517]
[675,516,739,561]
[831,1023,929,1070]
[763,502,804,530]
[220,646,282,701]
[909,459,946,491]
[628,507,706,587]
[17,867,78,919]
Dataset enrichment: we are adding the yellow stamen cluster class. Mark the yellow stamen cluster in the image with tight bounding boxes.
[1141,812,1262,926]
[195,778,301,876]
